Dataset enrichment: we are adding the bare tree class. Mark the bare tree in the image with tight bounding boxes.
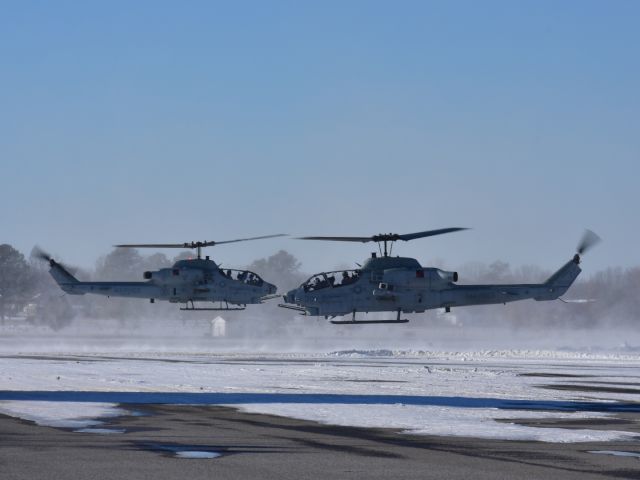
[0,244,33,322]
[247,250,305,292]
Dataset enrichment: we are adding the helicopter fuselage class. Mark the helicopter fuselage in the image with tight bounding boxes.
[50,258,277,307]
[281,254,581,318]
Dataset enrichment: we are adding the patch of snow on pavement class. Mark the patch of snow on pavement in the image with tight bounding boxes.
[0,351,639,442]
[0,401,124,428]
[233,403,635,443]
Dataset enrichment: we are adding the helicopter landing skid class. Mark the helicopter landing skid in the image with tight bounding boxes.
[180,300,246,312]
[331,319,409,324]
[277,303,308,314]
[330,309,409,325]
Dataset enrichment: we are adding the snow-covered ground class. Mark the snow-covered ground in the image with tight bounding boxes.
[1,349,640,442]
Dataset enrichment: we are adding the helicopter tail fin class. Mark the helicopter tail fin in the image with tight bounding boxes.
[48,259,80,286]
[543,255,582,296]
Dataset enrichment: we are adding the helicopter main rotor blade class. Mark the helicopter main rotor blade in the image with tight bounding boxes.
[396,228,469,241]
[114,243,191,249]
[214,234,287,245]
[115,234,287,250]
[298,228,469,243]
[297,236,372,243]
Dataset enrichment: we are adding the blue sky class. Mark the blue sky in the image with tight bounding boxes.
[1,1,638,274]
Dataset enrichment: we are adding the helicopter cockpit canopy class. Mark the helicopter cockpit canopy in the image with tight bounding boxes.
[302,269,361,292]
[219,269,265,286]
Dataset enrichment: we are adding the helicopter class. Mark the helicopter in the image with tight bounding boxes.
[278,228,601,324]
[37,234,285,311]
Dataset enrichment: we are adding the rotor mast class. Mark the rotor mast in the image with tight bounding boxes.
[381,238,391,257]
[371,233,418,257]
[185,241,207,259]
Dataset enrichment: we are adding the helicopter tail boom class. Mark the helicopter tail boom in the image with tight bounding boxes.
[441,255,583,307]
[47,260,163,298]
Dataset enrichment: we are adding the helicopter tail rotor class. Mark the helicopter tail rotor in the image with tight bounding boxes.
[573,229,601,264]
[32,246,80,285]
[32,246,55,265]
[576,229,601,256]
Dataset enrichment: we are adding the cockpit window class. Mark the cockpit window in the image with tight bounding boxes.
[219,269,264,286]
[337,270,360,286]
[303,270,360,292]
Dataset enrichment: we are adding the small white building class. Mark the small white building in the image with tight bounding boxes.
[211,316,226,337]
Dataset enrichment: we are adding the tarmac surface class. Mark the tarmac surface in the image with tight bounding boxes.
[2,404,640,479]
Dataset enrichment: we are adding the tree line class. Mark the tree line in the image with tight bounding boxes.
[0,242,637,330]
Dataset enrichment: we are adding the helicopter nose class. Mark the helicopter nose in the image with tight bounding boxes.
[283,289,297,304]
[267,283,277,295]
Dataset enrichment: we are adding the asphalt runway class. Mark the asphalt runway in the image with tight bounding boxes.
[2,405,640,479]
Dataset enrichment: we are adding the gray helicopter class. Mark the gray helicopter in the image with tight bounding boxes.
[279,228,600,324]
[37,235,284,311]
